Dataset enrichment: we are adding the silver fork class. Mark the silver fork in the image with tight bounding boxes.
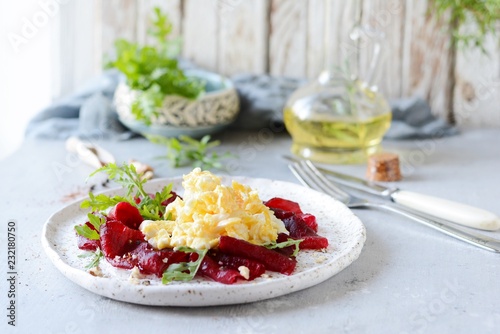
[289,160,500,253]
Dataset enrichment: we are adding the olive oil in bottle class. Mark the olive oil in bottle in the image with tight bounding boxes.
[284,109,391,164]
[284,75,392,164]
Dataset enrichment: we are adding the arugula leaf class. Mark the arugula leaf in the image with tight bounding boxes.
[87,213,106,232]
[81,193,132,212]
[74,213,104,240]
[147,134,234,170]
[162,247,208,284]
[78,249,104,270]
[263,238,303,257]
[81,162,173,222]
[90,163,149,199]
[74,224,99,241]
[137,183,173,221]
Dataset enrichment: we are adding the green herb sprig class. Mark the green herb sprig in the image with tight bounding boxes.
[430,0,500,52]
[106,7,205,125]
[76,163,175,269]
[78,249,104,270]
[79,163,173,228]
[263,238,303,257]
[74,213,106,241]
[162,247,208,284]
[147,134,234,170]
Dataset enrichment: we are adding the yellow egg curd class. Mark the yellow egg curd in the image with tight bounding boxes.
[139,168,287,250]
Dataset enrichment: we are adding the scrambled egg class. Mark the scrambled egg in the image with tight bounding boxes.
[140,168,287,250]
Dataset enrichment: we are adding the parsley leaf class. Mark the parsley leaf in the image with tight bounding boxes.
[106,7,204,125]
[162,247,208,284]
[263,238,303,257]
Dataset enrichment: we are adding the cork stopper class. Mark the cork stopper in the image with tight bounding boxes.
[366,152,402,182]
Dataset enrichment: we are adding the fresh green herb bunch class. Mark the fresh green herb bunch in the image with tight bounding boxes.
[106,7,205,125]
[431,0,500,52]
[81,163,173,221]
[147,134,234,171]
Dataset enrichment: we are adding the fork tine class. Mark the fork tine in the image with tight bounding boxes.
[302,160,350,199]
[288,163,324,192]
[288,163,312,188]
[289,162,343,199]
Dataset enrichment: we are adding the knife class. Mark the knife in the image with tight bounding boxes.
[65,137,154,180]
[284,156,500,231]
[66,136,115,169]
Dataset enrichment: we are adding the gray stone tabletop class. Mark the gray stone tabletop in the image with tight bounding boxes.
[1,128,499,334]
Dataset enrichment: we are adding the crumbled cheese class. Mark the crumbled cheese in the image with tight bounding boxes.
[238,266,250,280]
[314,254,328,264]
[129,266,145,285]
[88,266,103,277]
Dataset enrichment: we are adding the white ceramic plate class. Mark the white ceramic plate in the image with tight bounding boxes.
[42,177,366,307]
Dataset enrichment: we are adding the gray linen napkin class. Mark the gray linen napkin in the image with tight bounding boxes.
[25,70,133,140]
[25,70,457,140]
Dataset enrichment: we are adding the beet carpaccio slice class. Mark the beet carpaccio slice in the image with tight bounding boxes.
[218,236,297,275]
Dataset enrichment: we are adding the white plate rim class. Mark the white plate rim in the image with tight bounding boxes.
[42,176,366,307]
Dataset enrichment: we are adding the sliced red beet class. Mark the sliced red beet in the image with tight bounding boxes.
[272,233,297,257]
[210,251,266,280]
[267,206,318,232]
[281,214,328,250]
[264,197,303,214]
[161,191,180,206]
[300,213,318,232]
[130,243,190,277]
[77,222,100,251]
[196,253,242,284]
[298,236,329,250]
[104,253,137,269]
[100,220,145,259]
[107,202,144,230]
[218,236,296,275]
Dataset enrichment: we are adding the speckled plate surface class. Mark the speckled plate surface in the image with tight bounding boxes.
[41,177,366,307]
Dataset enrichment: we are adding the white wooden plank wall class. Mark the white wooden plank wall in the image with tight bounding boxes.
[218,0,269,75]
[101,0,138,60]
[268,0,308,78]
[454,33,500,128]
[57,0,499,126]
[360,0,404,99]
[402,0,453,121]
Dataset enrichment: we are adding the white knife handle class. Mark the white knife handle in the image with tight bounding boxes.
[391,190,500,231]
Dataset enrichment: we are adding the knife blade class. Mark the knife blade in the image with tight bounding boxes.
[284,155,500,231]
